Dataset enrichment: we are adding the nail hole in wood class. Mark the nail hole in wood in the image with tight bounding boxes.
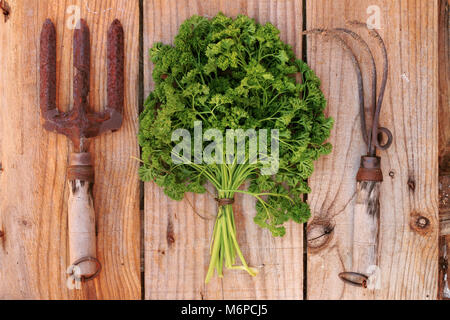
[389,171,395,178]
[0,0,10,22]
[166,217,175,247]
[410,212,432,236]
[416,216,430,229]
[408,178,416,191]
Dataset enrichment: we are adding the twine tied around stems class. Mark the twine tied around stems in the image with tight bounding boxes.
[215,198,235,206]
[184,192,235,220]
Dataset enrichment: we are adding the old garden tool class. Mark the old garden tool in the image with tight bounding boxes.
[40,19,124,283]
[305,22,392,289]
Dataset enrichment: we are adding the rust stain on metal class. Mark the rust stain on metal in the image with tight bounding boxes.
[68,152,94,182]
[40,19,124,153]
[356,156,383,182]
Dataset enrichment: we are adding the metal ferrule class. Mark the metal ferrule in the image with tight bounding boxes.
[356,156,383,182]
[67,152,94,182]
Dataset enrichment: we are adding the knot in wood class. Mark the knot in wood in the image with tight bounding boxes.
[0,0,10,20]
[307,219,334,252]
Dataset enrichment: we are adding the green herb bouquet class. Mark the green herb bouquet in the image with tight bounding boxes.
[139,13,333,283]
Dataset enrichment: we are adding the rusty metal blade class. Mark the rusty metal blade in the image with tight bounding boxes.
[305,29,365,148]
[39,18,124,148]
[335,27,377,146]
[348,21,391,154]
[107,19,124,115]
[73,19,90,115]
[40,19,58,118]
[97,19,124,134]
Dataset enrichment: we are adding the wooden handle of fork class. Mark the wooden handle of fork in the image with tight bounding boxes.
[352,180,381,289]
[67,153,98,279]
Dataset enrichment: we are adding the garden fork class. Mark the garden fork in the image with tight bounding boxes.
[40,18,124,282]
[305,22,393,289]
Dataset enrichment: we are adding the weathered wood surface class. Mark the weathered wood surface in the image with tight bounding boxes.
[0,0,141,299]
[306,0,439,299]
[0,0,443,300]
[439,0,449,175]
[439,176,450,299]
[438,0,449,301]
[143,0,305,300]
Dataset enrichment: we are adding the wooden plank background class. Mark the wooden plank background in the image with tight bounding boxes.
[306,0,439,299]
[438,0,449,300]
[0,0,443,300]
[439,0,450,174]
[143,0,305,300]
[0,0,141,299]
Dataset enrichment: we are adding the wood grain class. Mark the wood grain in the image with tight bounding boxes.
[306,0,439,299]
[0,0,140,299]
[439,0,449,174]
[143,0,304,300]
[439,175,450,299]
[438,0,449,300]
[0,0,442,300]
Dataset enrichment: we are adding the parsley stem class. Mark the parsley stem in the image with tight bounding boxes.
[205,165,259,283]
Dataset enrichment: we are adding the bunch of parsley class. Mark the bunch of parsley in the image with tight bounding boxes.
[139,13,333,283]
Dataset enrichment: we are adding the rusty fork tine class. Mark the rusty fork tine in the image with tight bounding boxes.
[73,19,90,115]
[305,29,366,144]
[335,28,377,146]
[348,21,392,153]
[40,19,58,118]
[107,19,124,116]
